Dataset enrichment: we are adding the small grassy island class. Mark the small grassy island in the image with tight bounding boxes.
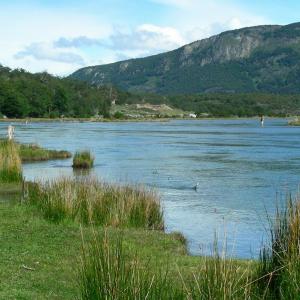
[72,150,94,169]
[19,143,72,162]
[0,139,300,299]
[0,138,72,163]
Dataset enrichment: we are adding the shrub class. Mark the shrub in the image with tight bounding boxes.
[72,151,94,169]
[113,111,125,119]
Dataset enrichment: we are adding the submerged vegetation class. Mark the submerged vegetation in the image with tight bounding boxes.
[0,139,22,182]
[72,151,94,169]
[26,177,164,230]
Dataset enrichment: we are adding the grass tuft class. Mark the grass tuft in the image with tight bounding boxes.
[73,151,94,169]
[185,245,255,299]
[26,176,164,230]
[0,139,22,183]
[78,230,256,300]
[78,230,184,300]
[257,195,300,298]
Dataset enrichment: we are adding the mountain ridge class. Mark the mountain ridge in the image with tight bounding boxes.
[70,22,300,94]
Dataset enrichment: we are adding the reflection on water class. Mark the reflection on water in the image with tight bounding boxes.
[1,118,299,258]
[73,168,93,178]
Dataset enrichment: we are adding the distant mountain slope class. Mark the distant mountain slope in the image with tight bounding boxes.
[70,22,300,94]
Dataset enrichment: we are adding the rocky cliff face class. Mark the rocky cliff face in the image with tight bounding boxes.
[70,22,300,94]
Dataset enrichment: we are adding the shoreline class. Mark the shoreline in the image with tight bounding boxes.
[0,116,293,123]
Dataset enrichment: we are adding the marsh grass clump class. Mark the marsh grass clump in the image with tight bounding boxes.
[257,196,300,298]
[78,231,256,300]
[185,251,254,299]
[0,139,22,183]
[73,151,94,169]
[78,230,184,300]
[19,143,71,162]
[26,177,164,230]
[177,238,256,299]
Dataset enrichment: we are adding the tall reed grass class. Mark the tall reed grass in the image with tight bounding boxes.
[78,230,184,300]
[257,195,300,298]
[73,151,94,169]
[0,139,22,182]
[184,246,254,299]
[78,231,256,300]
[26,177,164,230]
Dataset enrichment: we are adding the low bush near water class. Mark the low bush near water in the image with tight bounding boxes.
[73,151,94,169]
[26,177,164,230]
[0,139,22,183]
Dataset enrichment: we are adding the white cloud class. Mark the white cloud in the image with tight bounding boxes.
[108,24,185,51]
[15,42,85,65]
[150,0,196,8]
[184,16,266,42]
[151,0,269,41]
[0,1,270,75]
[54,24,184,52]
[0,5,111,75]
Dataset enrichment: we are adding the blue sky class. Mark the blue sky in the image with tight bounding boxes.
[0,0,299,75]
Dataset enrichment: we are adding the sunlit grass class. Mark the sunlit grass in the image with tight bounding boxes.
[78,230,184,300]
[78,230,257,300]
[26,176,164,230]
[0,139,22,183]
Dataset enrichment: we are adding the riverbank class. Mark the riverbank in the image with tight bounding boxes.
[0,117,172,123]
[0,116,295,123]
[1,136,300,298]
[0,191,252,299]
[2,178,300,299]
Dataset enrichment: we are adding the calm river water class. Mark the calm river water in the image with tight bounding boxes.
[1,118,299,258]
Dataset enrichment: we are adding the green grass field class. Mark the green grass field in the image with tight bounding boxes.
[0,200,208,299]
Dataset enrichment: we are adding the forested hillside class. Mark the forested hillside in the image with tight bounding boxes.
[0,65,114,118]
[1,65,300,118]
